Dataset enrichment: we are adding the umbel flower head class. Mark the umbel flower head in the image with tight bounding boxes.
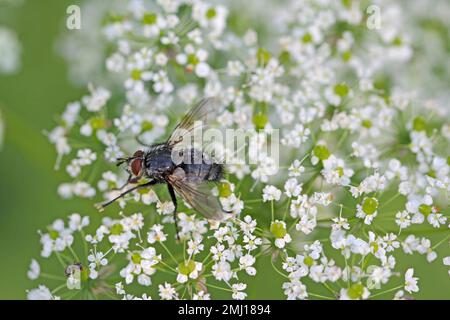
[28,0,449,300]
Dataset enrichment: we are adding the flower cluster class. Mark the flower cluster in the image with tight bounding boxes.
[28,0,449,300]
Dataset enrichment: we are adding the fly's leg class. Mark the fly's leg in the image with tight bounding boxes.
[112,174,140,192]
[167,184,180,241]
[96,180,157,211]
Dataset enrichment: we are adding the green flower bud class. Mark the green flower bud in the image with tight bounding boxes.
[334,83,349,98]
[90,117,107,130]
[348,283,364,299]
[178,260,196,275]
[279,51,291,65]
[304,256,314,267]
[370,242,379,253]
[131,69,142,80]
[188,54,200,66]
[252,113,268,130]
[141,120,154,132]
[131,252,142,264]
[218,182,232,198]
[361,119,372,129]
[143,13,157,25]
[342,0,352,9]
[49,229,59,240]
[362,197,378,215]
[81,268,90,282]
[313,145,331,161]
[206,8,217,19]
[426,170,436,178]
[110,223,124,235]
[413,116,426,132]
[257,48,271,66]
[270,221,287,238]
[302,33,312,43]
[419,204,432,216]
[342,50,352,61]
[392,36,402,46]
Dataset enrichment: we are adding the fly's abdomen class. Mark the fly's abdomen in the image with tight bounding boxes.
[181,163,223,182]
[179,149,223,182]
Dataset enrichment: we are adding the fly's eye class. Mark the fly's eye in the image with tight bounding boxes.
[130,158,142,176]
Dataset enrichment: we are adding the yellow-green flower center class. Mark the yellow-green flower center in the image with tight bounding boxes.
[131,252,142,264]
[313,145,331,161]
[252,113,268,130]
[334,83,349,98]
[206,8,217,19]
[131,69,142,80]
[362,197,378,215]
[348,283,364,299]
[141,120,154,132]
[413,116,426,132]
[110,223,124,235]
[142,13,157,25]
[419,204,432,216]
[218,182,233,198]
[178,260,196,275]
[270,222,287,238]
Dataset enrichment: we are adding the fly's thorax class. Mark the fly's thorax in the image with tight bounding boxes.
[144,145,176,178]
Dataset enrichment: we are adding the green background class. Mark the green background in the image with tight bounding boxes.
[0,1,448,299]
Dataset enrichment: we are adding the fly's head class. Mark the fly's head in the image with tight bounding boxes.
[117,150,145,179]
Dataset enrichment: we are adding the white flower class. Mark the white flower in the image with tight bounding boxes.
[339,285,370,300]
[195,62,211,77]
[227,60,244,76]
[176,261,203,283]
[27,259,40,280]
[68,213,89,231]
[270,220,291,248]
[404,268,419,293]
[220,194,244,215]
[321,156,354,186]
[356,197,379,225]
[27,285,58,300]
[120,248,159,286]
[147,224,167,243]
[282,279,308,300]
[77,149,97,166]
[193,291,211,300]
[157,201,175,215]
[239,254,256,276]
[262,185,282,202]
[212,261,233,281]
[395,210,411,229]
[82,85,111,112]
[284,178,302,198]
[231,283,247,300]
[288,159,305,177]
[159,282,177,300]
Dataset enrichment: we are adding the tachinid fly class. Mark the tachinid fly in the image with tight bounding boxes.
[96,97,229,239]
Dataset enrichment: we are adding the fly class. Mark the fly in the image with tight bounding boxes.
[96,97,229,239]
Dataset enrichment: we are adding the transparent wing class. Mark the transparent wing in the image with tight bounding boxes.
[167,175,225,221]
[166,97,219,147]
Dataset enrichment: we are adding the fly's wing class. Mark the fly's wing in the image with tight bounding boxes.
[167,174,225,221]
[166,97,219,148]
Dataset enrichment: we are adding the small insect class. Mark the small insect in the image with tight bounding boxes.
[97,97,229,239]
